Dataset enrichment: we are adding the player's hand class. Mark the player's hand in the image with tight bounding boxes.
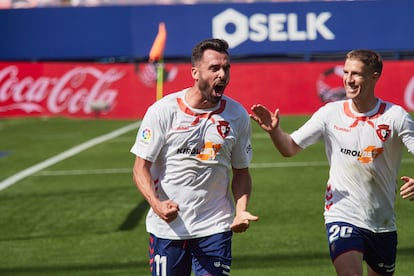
[230,211,259,233]
[250,104,280,133]
[153,200,180,223]
[400,176,414,201]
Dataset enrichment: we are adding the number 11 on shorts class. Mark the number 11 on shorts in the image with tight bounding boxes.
[154,254,167,276]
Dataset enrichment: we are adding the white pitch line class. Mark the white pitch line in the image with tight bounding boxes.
[35,162,328,177]
[34,158,414,177]
[250,161,327,168]
[37,168,132,176]
[0,121,140,191]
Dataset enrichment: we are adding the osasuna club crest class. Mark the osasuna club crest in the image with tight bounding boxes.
[217,121,230,138]
[376,124,391,142]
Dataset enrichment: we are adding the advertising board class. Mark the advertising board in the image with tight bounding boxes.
[2,60,414,119]
[0,1,413,60]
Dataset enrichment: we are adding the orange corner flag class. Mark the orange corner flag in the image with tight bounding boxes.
[149,22,167,63]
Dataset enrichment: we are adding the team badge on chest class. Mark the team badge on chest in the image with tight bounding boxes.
[376,124,391,142]
[217,121,230,138]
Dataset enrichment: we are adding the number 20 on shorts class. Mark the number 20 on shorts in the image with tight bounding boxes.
[328,224,353,243]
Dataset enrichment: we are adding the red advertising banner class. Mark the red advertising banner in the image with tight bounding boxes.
[1,60,414,119]
[0,62,191,119]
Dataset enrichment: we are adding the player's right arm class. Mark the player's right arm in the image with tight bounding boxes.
[133,156,179,223]
[250,104,302,157]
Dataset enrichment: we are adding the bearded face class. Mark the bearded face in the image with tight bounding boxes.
[192,49,230,106]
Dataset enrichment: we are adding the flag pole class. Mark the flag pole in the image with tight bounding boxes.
[156,58,164,101]
[149,22,167,101]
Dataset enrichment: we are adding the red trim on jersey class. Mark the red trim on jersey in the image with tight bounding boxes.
[343,101,386,128]
[176,97,227,125]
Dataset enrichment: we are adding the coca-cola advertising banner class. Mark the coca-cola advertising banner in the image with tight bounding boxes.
[1,60,414,120]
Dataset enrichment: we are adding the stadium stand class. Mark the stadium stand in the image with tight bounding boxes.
[1,0,341,9]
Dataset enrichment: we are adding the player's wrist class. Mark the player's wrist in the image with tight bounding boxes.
[268,125,281,136]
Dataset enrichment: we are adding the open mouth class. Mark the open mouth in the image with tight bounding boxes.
[214,84,226,96]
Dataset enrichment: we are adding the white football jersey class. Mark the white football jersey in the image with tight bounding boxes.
[291,99,414,232]
[130,89,253,239]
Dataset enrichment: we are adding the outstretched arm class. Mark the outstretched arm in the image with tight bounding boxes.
[230,168,259,233]
[400,176,414,201]
[250,104,302,157]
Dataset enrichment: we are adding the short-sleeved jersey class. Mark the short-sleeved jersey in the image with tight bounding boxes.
[291,99,414,232]
[130,89,253,239]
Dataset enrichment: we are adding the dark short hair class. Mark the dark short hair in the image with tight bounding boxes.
[346,49,383,76]
[191,38,229,66]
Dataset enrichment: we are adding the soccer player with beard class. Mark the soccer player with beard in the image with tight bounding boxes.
[250,49,414,276]
[131,38,258,276]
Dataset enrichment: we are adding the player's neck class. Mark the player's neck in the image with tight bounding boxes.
[185,87,217,110]
[352,97,378,113]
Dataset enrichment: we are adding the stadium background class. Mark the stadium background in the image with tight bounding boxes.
[1,0,414,119]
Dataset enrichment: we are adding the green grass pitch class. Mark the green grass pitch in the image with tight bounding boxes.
[1,116,414,275]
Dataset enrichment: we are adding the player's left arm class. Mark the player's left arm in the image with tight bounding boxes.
[400,176,414,201]
[230,167,259,233]
[398,111,414,201]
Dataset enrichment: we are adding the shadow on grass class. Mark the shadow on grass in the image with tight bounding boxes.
[0,200,148,241]
[233,251,328,268]
[232,246,414,269]
[118,200,149,231]
[0,261,147,275]
[397,246,414,255]
[1,247,413,274]
[0,252,327,274]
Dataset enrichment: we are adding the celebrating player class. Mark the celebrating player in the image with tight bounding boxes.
[131,38,258,276]
[250,49,414,276]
